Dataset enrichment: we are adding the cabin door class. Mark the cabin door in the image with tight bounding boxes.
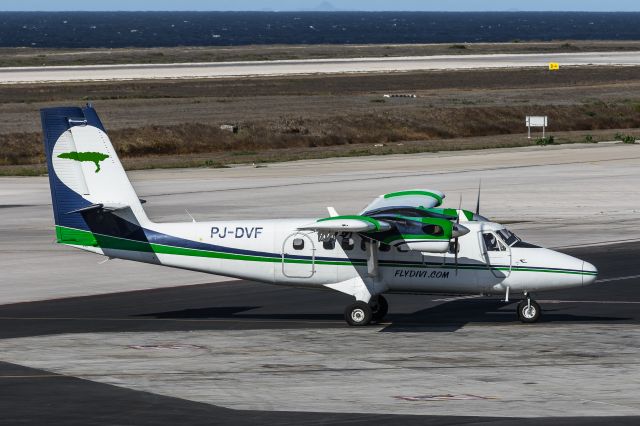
[282,232,316,278]
[481,231,512,278]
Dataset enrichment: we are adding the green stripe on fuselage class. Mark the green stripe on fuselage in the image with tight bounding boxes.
[54,226,595,276]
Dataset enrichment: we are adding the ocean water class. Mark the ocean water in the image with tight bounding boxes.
[0,12,639,48]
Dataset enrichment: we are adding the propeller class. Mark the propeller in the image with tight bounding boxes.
[454,195,462,274]
[475,179,482,216]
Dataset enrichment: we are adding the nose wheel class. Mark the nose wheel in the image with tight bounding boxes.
[517,296,541,323]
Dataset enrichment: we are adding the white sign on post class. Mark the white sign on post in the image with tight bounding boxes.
[526,116,548,139]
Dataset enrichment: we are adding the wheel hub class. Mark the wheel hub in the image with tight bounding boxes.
[522,305,537,319]
[351,309,365,323]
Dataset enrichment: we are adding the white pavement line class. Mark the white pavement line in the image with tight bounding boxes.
[554,238,640,250]
[597,274,640,283]
[433,295,483,302]
[0,317,345,324]
[539,299,640,304]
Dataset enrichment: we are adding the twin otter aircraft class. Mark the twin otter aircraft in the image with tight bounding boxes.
[42,106,598,326]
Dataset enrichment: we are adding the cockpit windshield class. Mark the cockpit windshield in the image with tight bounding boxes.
[497,229,521,247]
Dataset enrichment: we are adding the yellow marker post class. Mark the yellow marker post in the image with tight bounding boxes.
[549,62,560,71]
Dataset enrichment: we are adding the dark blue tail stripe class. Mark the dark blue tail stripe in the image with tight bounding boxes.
[41,106,94,231]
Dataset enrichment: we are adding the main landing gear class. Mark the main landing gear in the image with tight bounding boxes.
[517,294,541,323]
[344,295,388,326]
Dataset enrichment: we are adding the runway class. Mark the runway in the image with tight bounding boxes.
[1,143,640,424]
[0,241,639,424]
[2,51,640,84]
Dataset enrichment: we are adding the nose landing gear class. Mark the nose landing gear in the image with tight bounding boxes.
[517,294,541,323]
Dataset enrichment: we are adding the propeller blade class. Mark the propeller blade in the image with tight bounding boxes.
[454,236,459,275]
[455,194,462,275]
[475,179,482,215]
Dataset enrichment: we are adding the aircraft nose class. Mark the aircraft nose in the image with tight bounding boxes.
[582,261,598,286]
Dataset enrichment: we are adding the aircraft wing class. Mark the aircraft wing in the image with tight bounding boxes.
[298,216,392,233]
[359,189,445,215]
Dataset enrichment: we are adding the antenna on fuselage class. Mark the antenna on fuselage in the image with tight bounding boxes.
[185,209,196,223]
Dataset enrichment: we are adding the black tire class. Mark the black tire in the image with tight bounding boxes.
[370,295,389,322]
[344,301,373,326]
[518,299,541,323]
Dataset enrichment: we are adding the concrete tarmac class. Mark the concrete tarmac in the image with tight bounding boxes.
[0,242,639,424]
[2,51,640,84]
[2,142,639,304]
[1,143,640,424]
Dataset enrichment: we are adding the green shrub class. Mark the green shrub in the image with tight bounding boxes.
[535,136,555,146]
[450,44,467,50]
[614,133,637,144]
[584,135,596,143]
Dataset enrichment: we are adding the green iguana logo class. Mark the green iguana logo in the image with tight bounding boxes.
[57,152,110,173]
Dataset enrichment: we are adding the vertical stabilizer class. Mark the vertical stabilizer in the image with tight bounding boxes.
[41,106,149,244]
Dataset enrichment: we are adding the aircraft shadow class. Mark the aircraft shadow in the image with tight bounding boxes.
[136,307,344,322]
[137,298,631,333]
[380,299,631,332]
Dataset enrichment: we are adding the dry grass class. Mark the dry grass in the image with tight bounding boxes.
[3,103,640,170]
[2,60,640,176]
[2,41,640,67]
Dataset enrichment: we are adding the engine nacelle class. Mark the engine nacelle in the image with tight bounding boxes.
[401,240,451,253]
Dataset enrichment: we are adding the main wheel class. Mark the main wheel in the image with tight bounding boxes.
[344,301,373,326]
[370,295,389,322]
[518,299,541,323]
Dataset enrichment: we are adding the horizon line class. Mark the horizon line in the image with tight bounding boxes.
[2,10,640,13]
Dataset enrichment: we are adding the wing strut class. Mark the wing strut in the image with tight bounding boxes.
[365,239,379,278]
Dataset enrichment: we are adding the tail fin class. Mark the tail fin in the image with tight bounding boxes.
[41,105,148,244]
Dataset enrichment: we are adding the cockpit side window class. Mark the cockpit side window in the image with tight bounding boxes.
[497,229,521,247]
[482,232,504,252]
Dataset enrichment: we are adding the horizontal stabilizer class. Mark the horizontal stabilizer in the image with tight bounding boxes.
[66,203,129,215]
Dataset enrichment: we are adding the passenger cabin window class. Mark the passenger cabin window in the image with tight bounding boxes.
[323,240,335,250]
[341,237,355,251]
[293,238,305,250]
[482,232,504,252]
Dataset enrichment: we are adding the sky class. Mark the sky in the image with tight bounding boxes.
[1,0,639,12]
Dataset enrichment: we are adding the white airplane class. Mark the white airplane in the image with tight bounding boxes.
[41,106,598,326]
